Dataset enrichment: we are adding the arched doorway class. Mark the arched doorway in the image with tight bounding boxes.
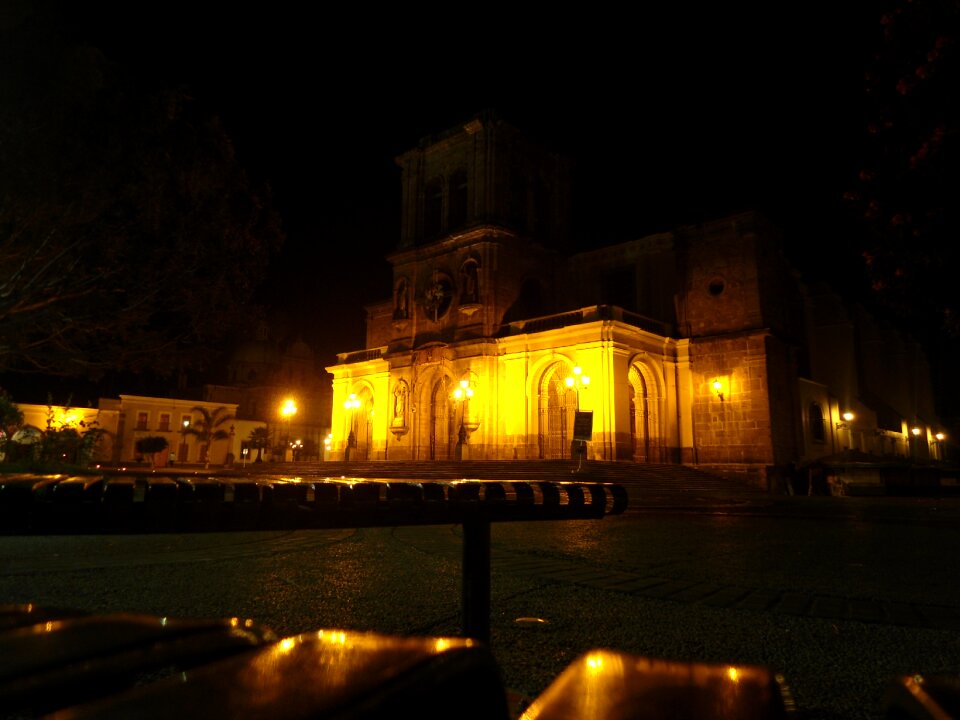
[358,395,374,460]
[343,388,374,461]
[429,376,455,460]
[537,363,572,459]
[628,363,662,462]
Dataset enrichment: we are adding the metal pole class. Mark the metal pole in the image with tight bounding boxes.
[462,518,491,644]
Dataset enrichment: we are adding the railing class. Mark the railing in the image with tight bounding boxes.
[500,305,674,338]
[336,347,385,364]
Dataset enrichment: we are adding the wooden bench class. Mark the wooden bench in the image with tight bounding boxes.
[0,605,510,719]
[0,473,628,644]
[0,605,798,719]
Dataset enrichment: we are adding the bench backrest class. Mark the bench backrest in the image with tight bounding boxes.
[0,474,628,534]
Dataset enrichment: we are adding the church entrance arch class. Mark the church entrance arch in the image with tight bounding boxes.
[428,375,455,460]
[628,362,663,462]
[537,363,573,459]
[344,387,375,461]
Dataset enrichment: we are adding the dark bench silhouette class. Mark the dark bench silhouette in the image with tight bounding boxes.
[0,474,627,646]
[1,604,800,719]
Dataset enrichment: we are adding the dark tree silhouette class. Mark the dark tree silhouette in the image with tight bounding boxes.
[844,0,960,425]
[0,7,284,378]
[845,0,959,333]
[0,389,24,461]
[247,426,270,463]
[135,435,169,468]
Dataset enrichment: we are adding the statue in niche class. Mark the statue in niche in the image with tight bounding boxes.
[393,385,406,419]
[460,261,479,304]
[394,279,409,320]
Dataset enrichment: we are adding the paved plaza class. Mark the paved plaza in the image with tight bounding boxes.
[2,487,959,719]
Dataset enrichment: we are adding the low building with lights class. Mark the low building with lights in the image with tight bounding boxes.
[3,398,262,468]
[326,111,945,489]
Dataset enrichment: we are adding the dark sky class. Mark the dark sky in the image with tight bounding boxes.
[58,3,879,366]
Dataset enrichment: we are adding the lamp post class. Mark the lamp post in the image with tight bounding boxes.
[452,379,475,461]
[291,439,303,462]
[565,366,590,410]
[565,366,590,463]
[180,419,190,464]
[279,398,297,462]
[344,393,360,461]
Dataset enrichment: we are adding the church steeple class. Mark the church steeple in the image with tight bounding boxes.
[394,110,572,251]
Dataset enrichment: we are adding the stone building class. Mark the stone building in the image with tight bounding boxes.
[205,322,332,461]
[326,111,943,487]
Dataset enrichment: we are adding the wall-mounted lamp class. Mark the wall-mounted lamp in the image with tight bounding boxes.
[935,432,946,442]
[711,379,724,402]
[911,426,922,437]
[836,411,855,429]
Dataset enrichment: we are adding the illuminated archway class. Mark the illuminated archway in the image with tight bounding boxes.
[537,362,573,459]
[628,362,663,462]
[428,375,455,460]
[343,385,375,461]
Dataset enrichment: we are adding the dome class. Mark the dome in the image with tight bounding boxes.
[286,338,314,361]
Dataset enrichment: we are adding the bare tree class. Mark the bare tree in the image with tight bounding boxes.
[0,11,284,378]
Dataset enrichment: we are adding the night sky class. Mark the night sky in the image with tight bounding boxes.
[27,3,898,374]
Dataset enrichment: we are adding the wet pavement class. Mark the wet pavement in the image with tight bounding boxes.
[1,488,959,719]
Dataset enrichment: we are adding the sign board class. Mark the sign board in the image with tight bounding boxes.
[573,411,593,441]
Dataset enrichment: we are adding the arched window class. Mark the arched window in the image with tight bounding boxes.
[459,259,479,304]
[394,278,410,320]
[424,177,443,240]
[808,402,826,442]
[449,169,467,229]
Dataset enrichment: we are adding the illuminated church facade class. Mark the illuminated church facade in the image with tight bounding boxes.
[327,112,942,485]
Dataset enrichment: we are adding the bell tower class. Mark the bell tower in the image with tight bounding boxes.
[379,111,573,350]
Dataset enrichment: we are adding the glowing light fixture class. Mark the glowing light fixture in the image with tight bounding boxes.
[711,379,724,402]
[452,379,474,402]
[451,378,477,459]
[280,398,298,419]
[911,426,922,436]
[565,366,590,410]
[344,393,361,452]
[837,411,855,429]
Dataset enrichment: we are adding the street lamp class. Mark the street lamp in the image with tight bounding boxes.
[291,439,303,462]
[344,393,360,460]
[565,366,590,410]
[280,398,297,461]
[565,365,591,463]
[452,379,475,460]
[180,419,190,464]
